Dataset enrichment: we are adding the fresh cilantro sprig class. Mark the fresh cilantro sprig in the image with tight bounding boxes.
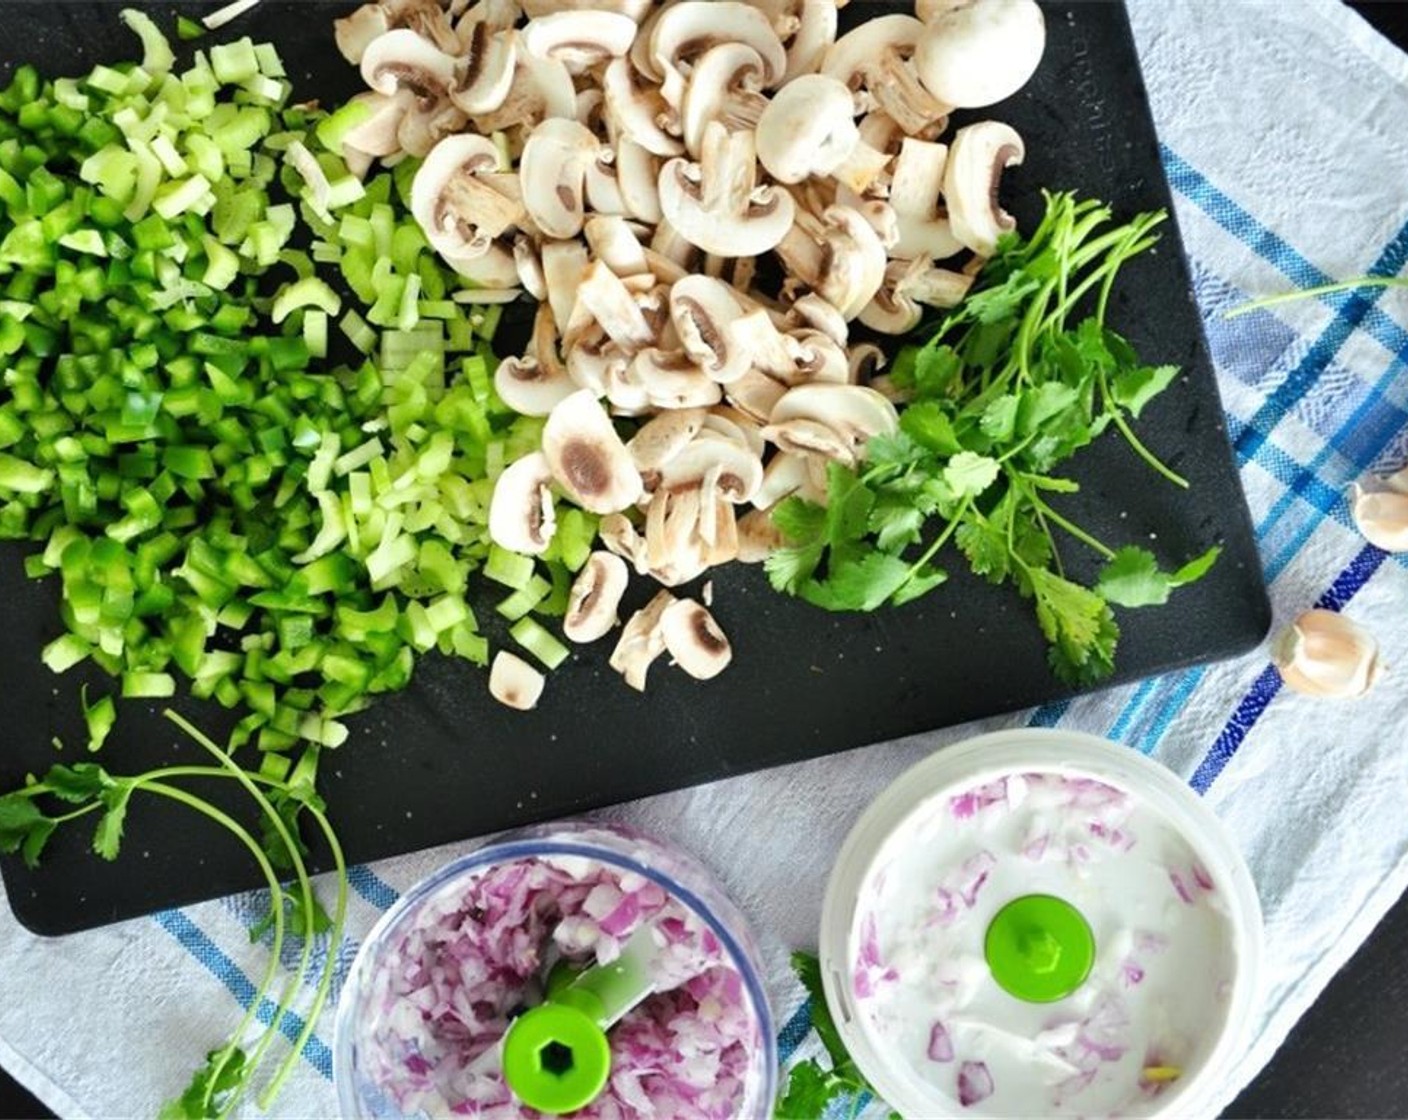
[774,952,899,1120]
[0,711,348,1120]
[765,191,1220,684]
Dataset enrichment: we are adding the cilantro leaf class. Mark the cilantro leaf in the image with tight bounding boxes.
[802,553,912,612]
[20,818,56,869]
[912,344,962,398]
[1111,364,1179,418]
[864,429,925,469]
[900,401,963,455]
[943,452,1000,498]
[1018,382,1082,436]
[43,762,114,803]
[823,463,875,546]
[792,952,856,1077]
[868,496,925,552]
[164,1046,249,1120]
[1097,546,1171,607]
[1170,544,1221,587]
[92,787,131,861]
[1049,602,1120,686]
[770,496,826,545]
[956,515,1011,584]
[774,1060,836,1119]
[890,563,947,606]
[1029,567,1119,679]
[0,794,52,866]
[979,394,1019,442]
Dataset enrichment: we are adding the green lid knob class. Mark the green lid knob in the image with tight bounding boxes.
[984,894,1095,1003]
[501,1003,611,1115]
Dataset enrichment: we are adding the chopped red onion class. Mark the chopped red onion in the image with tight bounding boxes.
[927,1020,955,1063]
[957,1060,994,1107]
[361,856,757,1118]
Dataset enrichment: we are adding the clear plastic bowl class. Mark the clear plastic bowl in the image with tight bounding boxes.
[335,820,777,1119]
[820,729,1263,1120]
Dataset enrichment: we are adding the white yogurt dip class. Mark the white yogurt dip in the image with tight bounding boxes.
[849,767,1239,1117]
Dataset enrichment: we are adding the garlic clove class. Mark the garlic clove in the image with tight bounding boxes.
[1349,483,1408,552]
[1271,609,1384,699]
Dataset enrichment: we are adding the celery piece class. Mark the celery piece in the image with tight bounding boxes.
[211,38,260,86]
[271,276,341,323]
[339,308,376,354]
[123,671,176,698]
[485,544,536,591]
[510,617,570,670]
[304,309,328,359]
[496,576,551,622]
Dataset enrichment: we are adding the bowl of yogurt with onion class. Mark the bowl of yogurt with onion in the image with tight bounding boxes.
[819,729,1262,1119]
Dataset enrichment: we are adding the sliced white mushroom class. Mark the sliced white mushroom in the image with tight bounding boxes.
[658,122,795,257]
[473,48,577,132]
[565,260,655,352]
[769,382,900,459]
[754,75,888,194]
[335,4,390,64]
[340,90,414,158]
[563,551,630,642]
[915,0,1046,109]
[737,505,786,561]
[815,205,889,320]
[725,366,788,423]
[657,436,763,504]
[887,138,964,260]
[680,42,770,156]
[609,589,676,690]
[361,28,457,107]
[542,389,644,513]
[764,417,857,465]
[784,329,851,385]
[487,451,557,555]
[602,57,684,158]
[616,139,663,224]
[752,449,828,508]
[489,650,546,711]
[822,15,922,91]
[583,215,649,277]
[494,352,577,417]
[728,307,804,380]
[411,134,519,260]
[627,408,709,472]
[567,331,630,397]
[864,43,951,137]
[521,10,637,74]
[599,511,647,571]
[669,275,751,383]
[541,239,591,334]
[750,0,839,82]
[705,406,767,459]
[518,117,601,240]
[443,241,520,287]
[650,2,786,110]
[660,598,732,680]
[512,235,547,300]
[631,349,724,410]
[943,120,1025,256]
[522,0,651,18]
[397,99,468,159]
[450,21,518,116]
[788,293,849,347]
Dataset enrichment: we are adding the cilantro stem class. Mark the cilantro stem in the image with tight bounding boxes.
[905,497,973,581]
[1025,491,1116,560]
[1224,274,1408,319]
[1096,371,1190,489]
[163,712,318,1119]
[138,779,285,1117]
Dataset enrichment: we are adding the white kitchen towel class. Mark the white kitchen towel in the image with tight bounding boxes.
[4,0,1408,1117]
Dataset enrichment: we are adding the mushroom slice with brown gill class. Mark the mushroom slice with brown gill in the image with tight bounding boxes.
[489,650,547,711]
[521,9,638,74]
[361,28,457,106]
[519,117,602,240]
[609,589,677,690]
[724,366,788,424]
[915,0,1046,109]
[542,389,644,514]
[787,293,849,348]
[943,119,1025,256]
[754,75,888,194]
[487,450,557,555]
[494,344,577,417]
[656,436,764,506]
[766,383,900,463]
[812,205,890,320]
[649,1,787,111]
[736,506,786,562]
[822,15,921,94]
[570,260,656,352]
[752,449,828,509]
[599,511,648,571]
[659,598,732,680]
[680,42,769,155]
[411,134,520,260]
[659,122,796,257]
[602,56,684,159]
[563,551,631,643]
[670,275,750,383]
[472,48,577,134]
[449,20,518,116]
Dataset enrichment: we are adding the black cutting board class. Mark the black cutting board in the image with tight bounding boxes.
[0,1,1270,935]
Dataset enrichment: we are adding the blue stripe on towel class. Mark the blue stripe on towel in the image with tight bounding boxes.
[153,909,334,1080]
[1189,545,1390,793]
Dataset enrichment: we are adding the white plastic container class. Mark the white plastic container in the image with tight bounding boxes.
[819,729,1262,1119]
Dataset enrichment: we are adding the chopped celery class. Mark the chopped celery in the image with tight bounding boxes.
[485,545,536,591]
[510,617,570,670]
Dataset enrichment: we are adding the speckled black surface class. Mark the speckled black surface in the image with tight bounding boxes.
[0,0,1270,937]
